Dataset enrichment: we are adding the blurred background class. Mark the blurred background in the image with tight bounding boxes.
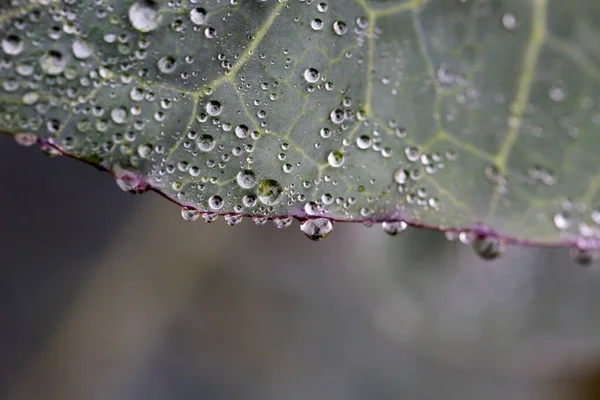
[2,133,600,400]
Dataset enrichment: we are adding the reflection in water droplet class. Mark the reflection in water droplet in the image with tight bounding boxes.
[301,218,333,241]
[472,235,506,260]
[304,68,320,83]
[382,221,407,236]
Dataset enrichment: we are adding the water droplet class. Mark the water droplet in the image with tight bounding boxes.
[190,7,207,25]
[129,1,161,32]
[2,35,24,56]
[382,221,408,236]
[181,207,200,221]
[110,107,128,124]
[235,124,249,138]
[304,68,320,83]
[40,50,66,75]
[157,56,176,73]
[236,169,256,189]
[472,235,506,260]
[356,135,372,149]
[203,212,218,223]
[273,216,293,229]
[252,216,267,225]
[301,218,333,241]
[257,179,283,205]
[330,109,345,124]
[311,18,323,30]
[333,21,347,35]
[198,134,215,152]
[14,133,37,147]
[502,13,516,30]
[72,39,92,59]
[571,247,597,266]
[208,195,224,210]
[224,214,243,226]
[327,151,344,167]
[206,100,222,116]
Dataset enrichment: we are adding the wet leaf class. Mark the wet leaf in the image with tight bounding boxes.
[1,0,599,247]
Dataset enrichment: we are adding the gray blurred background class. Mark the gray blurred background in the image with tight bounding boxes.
[2,134,600,400]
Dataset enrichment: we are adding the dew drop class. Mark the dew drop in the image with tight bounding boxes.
[382,221,408,236]
[224,214,243,226]
[333,21,347,35]
[208,195,224,210]
[502,13,516,30]
[110,107,128,124]
[236,169,256,189]
[190,7,207,25]
[304,68,320,83]
[198,134,215,152]
[301,218,333,241]
[40,50,66,75]
[356,135,372,149]
[570,247,597,266]
[206,100,223,116]
[129,1,161,32]
[14,133,37,147]
[327,151,344,167]
[235,124,249,138]
[72,39,92,59]
[311,18,323,30]
[2,35,24,56]
[181,207,200,221]
[157,56,176,73]
[274,216,293,229]
[257,179,283,206]
[472,235,506,260]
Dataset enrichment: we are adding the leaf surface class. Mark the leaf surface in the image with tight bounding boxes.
[1,0,599,246]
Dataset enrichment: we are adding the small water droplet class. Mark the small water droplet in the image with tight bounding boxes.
[157,56,176,73]
[333,21,347,35]
[301,218,333,241]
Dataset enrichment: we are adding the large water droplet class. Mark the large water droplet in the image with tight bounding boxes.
[257,179,283,206]
[206,100,223,116]
[301,218,333,241]
[472,235,506,260]
[157,56,176,73]
[333,21,347,35]
[198,134,215,152]
[129,1,162,32]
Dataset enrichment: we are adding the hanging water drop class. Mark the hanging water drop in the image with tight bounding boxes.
[301,218,333,241]
[273,216,293,229]
[570,247,597,266]
[181,207,200,221]
[382,221,407,236]
[472,235,506,260]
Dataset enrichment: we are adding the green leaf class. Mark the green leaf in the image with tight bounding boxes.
[1,0,599,247]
